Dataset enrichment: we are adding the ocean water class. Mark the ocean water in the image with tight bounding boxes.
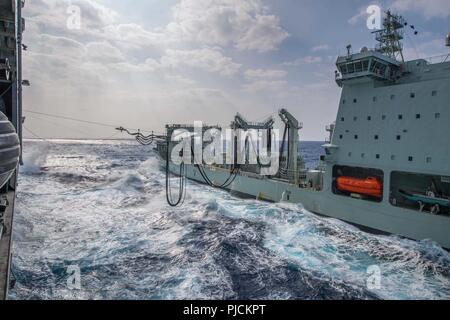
[9,140,450,300]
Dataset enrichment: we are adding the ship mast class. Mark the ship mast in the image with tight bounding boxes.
[373,10,405,62]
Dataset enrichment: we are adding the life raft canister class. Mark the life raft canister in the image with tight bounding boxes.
[0,111,20,189]
[336,176,382,198]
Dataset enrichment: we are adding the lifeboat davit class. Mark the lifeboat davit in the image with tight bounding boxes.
[0,111,20,189]
[336,176,382,198]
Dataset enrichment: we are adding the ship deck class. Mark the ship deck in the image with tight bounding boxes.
[0,190,15,300]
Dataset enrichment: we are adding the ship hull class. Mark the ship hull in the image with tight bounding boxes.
[169,162,450,249]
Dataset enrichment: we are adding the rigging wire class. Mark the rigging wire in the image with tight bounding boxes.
[23,109,159,134]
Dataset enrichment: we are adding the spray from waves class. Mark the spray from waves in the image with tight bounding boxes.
[21,141,51,174]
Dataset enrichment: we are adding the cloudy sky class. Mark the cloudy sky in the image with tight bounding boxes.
[22,0,450,140]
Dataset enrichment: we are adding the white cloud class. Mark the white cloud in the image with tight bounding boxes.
[282,56,323,67]
[348,8,367,26]
[391,0,450,19]
[166,0,289,52]
[161,48,241,77]
[311,44,329,52]
[244,68,287,79]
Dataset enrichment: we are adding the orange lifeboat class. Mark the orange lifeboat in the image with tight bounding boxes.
[336,176,382,198]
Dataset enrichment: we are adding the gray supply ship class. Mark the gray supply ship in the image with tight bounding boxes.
[157,12,450,249]
[0,0,24,300]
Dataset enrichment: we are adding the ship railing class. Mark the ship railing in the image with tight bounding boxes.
[423,54,450,64]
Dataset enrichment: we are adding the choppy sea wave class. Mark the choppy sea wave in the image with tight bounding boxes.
[9,140,450,300]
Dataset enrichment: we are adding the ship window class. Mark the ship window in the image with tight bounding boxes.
[391,155,396,160]
[362,60,369,71]
[435,113,441,119]
[398,114,403,120]
[347,63,355,74]
[348,152,352,157]
[397,135,401,140]
[390,94,395,100]
[353,116,357,121]
[341,117,345,122]
[373,96,377,102]
[339,135,343,139]
[342,99,346,104]
[355,61,363,73]
[382,115,386,120]
[354,135,358,140]
[374,135,379,140]
[353,99,357,103]
[367,116,372,121]
[416,114,421,119]
[410,93,415,98]
[408,156,413,162]
[432,90,437,96]
[426,157,432,163]
[376,154,380,159]
[361,153,365,158]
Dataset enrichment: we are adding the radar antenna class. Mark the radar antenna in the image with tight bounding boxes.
[372,10,405,62]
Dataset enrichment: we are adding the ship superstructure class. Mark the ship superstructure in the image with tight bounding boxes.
[0,0,24,300]
[156,11,450,249]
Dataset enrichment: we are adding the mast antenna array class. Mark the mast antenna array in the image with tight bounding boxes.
[372,10,406,62]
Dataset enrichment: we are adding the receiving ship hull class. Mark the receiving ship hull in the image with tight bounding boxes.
[169,162,450,250]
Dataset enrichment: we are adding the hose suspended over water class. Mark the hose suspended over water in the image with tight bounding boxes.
[165,138,186,207]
